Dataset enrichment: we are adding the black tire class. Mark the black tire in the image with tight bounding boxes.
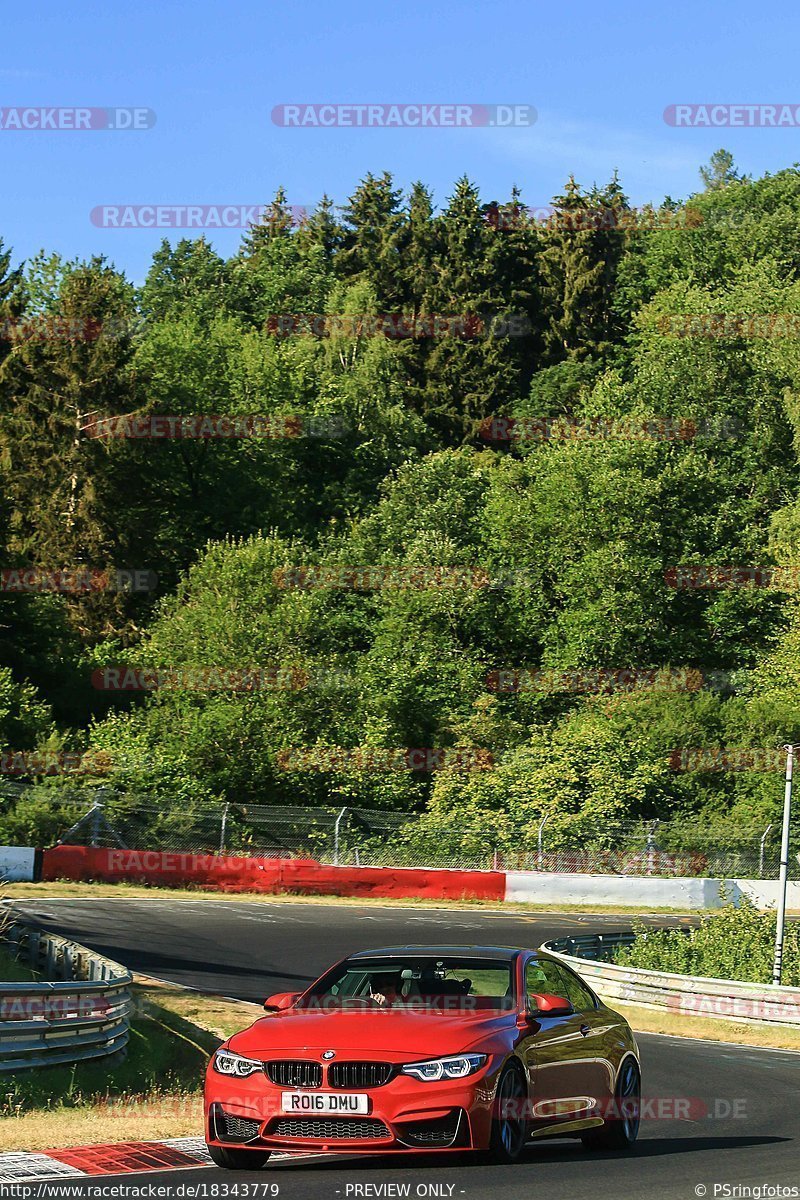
[206,1143,271,1170]
[486,1062,529,1164]
[581,1057,640,1152]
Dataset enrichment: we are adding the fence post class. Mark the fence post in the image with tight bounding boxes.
[333,807,348,866]
[537,814,549,871]
[646,821,659,875]
[759,822,773,879]
[90,799,102,847]
[219,803,230,856]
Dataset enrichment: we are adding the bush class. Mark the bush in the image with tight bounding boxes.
[615,896,800,986]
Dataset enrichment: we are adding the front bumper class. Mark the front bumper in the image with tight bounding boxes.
[204,1061,499,1153]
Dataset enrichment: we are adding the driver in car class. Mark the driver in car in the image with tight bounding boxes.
[369,972,403,1006]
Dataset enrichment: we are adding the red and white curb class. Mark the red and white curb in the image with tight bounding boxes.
[0,1137,314,1184]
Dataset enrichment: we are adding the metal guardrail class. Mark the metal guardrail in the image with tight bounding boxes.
[0,921,132,1071]
[544,932,639,961]
[542,932,800,1028]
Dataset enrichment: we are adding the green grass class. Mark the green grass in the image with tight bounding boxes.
[0,942,40,983]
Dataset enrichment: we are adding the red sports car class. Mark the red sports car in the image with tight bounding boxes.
[204,943,641,1168]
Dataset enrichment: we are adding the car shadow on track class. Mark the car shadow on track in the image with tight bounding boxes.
[266,1136,790,1172]
[523,1135,791,1162]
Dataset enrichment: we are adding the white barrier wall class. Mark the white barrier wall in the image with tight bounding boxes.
[5,842,798,908]
[736,878,800,908]
[0,847,37,883]
[505,871,800,910]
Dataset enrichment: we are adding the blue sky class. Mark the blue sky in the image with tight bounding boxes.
[2,0,798,284]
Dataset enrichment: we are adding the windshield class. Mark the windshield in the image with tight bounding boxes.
[300,956,515,1012]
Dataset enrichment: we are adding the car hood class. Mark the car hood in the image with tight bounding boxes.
[228,1008,517,1058]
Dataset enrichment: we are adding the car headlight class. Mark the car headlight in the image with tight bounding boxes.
[213,1049,263,1078]
[401,1054,487,1081]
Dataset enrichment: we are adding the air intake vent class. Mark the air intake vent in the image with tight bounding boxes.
[212,1107,261,1143]
[398,1110,463,1147]
[265,1060,323,1087]
[328,1062,394,1089]
[272,1118,390,1141]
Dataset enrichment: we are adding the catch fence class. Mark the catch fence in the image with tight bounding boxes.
[0,785,794,879]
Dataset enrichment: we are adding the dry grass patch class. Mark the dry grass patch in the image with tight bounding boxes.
[613,999,800,1052]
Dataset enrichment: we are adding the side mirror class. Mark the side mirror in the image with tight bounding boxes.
[528,992,573,1017]
[264,991,301,1012]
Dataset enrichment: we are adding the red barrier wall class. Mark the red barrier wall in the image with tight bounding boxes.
[42,845,505,901]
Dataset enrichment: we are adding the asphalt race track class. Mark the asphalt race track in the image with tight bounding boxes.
[9,897,697,1002]
[9,897,800,1200]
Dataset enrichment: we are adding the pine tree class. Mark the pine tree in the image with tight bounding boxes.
[140,237,229,322]
[700,149,742,191]
[429,176,489,304]
[484,184,541,344]
[338,172,404,306]
[421,178,530,442]
[240,186,296,258]
[0,258,141,636]
[398,182,436,312]
[587,171,631,350]
[0,240,24,365]
[295,194,344,262]
[538,176,608,360]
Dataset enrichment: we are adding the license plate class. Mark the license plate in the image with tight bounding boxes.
[281,1091,369,1114]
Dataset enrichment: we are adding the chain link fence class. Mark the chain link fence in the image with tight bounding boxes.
[0,782,795,879]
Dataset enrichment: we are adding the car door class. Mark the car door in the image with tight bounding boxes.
[518,957,608,1133]
[553,960,617,1115]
